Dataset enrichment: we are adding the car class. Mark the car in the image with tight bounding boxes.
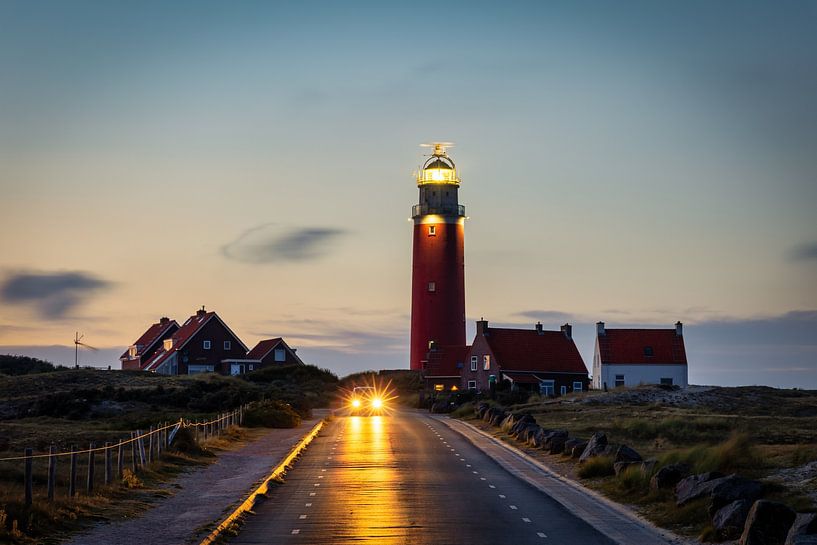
[348,386,384,415]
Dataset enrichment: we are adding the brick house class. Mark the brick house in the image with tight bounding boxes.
[464,319,589,396]
[120,317,179,370]
[592,321,688,389]
[422,343,469,393]
[141,307,251,375]
[246,337,305,368]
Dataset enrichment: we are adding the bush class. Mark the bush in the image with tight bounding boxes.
[659,432,758,474]
[577,456,615,478]
[244,400,301,428]
[450,402,475,419]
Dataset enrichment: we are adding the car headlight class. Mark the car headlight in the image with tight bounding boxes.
[371,397,383,409]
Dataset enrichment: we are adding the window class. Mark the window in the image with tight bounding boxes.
[573,381,583,392]
[128,346,137,357]
[467,380,477,391]
[483,355,491,370]
[274,348,286,362]
[249,364,254,371]
[470,356,478,371]
[224,340,231,350]
[428,281,436,292]
[539,380,555,396]
[644,346,654,357]
[560,385,567,396]
[203,340,211,350]
[615,374,625,387]
[660,377,673,386]
[428,225,436,236]
[434,384,444,391]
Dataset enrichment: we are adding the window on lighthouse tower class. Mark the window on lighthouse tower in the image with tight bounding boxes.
[428,225,436,236]
[428,282,436,292]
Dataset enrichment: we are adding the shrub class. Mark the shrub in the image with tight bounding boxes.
[244,400,301,428]
[659,432,758,474]
[577,456,615,478]
[450,402,474,419]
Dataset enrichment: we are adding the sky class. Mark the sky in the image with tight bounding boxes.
[0,1,815,387]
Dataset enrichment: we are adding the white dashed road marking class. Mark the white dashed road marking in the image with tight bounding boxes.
[537,532,548,538]
[299,514,307,519]
[522,518,531,523]
[291,529,300,535]
[509,505,518,510]
[499,494,506,498]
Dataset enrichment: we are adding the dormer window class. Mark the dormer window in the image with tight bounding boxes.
[128,346,138,358]
[644,346,654,357]
[203,340,212,350]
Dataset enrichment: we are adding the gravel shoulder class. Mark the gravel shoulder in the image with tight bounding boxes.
[60,415,325,545]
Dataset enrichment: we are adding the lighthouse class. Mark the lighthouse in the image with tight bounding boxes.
[409,143,467,371]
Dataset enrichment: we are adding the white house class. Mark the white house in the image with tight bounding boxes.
[592,321,688,389]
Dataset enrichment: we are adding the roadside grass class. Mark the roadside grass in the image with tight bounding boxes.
[0,425,262,544]
[461,386,817,538]
[449,402,475,419]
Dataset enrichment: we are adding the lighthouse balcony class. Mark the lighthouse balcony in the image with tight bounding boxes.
[412,204,466,218]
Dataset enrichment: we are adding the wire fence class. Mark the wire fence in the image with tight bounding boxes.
[0,404,249,506]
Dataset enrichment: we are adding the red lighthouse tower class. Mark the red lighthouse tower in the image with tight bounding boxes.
[410,143,466,371]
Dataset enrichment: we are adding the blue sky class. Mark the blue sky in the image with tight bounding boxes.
[0,1,815,386]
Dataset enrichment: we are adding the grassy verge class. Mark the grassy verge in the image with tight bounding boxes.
[459,385,817,540]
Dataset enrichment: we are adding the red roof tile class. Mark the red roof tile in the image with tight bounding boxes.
[597,329,687,365]
[485,328,587,374]
[246,338,282,360]
[424,345,469,377]
[120,318,178,359]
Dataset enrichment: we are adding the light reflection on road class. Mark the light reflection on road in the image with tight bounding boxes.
[338,415,406,543]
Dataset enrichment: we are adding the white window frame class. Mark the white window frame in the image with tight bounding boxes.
[428,281,436,292]
[428,225,436,236]
[560,385,567,396]
[470,355,478,371]
[224,340,231,350]
[203,340,211,350]
[615,374,625,387]
[467,380,477,391]
[249,364,254,371]
[540,379,555,396]
[274,348,286,362]
[573,381,583,392]
[483,354,490,370]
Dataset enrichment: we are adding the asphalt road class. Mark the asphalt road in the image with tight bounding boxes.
[230,411,615,545]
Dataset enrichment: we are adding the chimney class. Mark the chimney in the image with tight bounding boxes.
[561,323,572,339]
[596,321,605,336]
[160,316,170,325]
[535,322,544,335]
[477,318,489,336]
[675,321,683,336]
[196,305,207,318]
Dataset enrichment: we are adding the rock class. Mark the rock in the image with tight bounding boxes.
[675,472,726,506]
[579,432,608,463]
[516,423,539,442]
[640,459,657,477]
[650,463,691,490]
[545,431,569,454]
[475,402,490,419]
[713,499,752,541]
[708,476,763,517]
[489,411,507,427]
[613,444,642,464]
[565,439,588,458]
[614,461,641,476]
[510,414,536,436]
[786,513,817,545]
[739,500,796,545]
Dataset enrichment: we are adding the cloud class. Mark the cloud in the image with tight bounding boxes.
[789,242,817,262]
[221,224,346,264]
[0,271,111,319]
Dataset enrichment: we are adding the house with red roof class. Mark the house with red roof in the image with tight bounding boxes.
[465,319,589,396]
[120,317,179,370]
[422,343,469,393]
[246,338,305,368]
[591,321,688,389]
[140,307,252,375]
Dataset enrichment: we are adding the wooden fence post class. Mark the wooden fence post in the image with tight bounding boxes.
[24,447,33,506]
[148,427,154,464]
[105,442,113,485]
[157,425,163,457]
[47,444,56,501]
[137,430,146,466]
[117,440,124,478]
[131,432,138,473]
[87,441,95,494]
[69,444,77,497]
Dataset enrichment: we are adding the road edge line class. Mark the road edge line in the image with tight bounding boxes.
[435,416,688,545]
[198,419,326,545]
